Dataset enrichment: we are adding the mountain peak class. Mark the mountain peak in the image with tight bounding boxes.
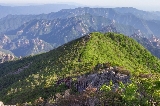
[0,32,160,104]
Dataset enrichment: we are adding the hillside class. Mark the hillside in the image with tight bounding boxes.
[114,7,160,20]
[1,7,160,37]
[131,33,160,58]
[1,7,160,59]
[0,32,160,105]
[0,48,15,63]
[0,14,137,57]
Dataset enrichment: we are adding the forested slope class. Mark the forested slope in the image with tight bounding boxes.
[0,32,159,105]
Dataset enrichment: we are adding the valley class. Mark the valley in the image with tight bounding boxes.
[1,7,160,60]
[0,32,160,105]
[0,4,160,106]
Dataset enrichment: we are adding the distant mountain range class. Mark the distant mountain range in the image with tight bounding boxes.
[131,33,160,58]
[0,4,78,19]
[1,7,160,61]
[114,7,160,20]
[1,6,160,105]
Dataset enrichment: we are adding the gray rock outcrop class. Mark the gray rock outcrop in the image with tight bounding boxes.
[76,66,131,92]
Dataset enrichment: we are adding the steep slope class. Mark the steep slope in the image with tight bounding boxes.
[131,33,160,58]
[1,7,160,59]
[2,14,138,57]
[0,15,41,33]
[1,7,160,37]
[0,32,160,104]
[0,34,54,57]
[0,48,15,63]
[48,7,160,36]
[114,7,160,20]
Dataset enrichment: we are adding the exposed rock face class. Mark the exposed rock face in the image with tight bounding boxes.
[131,31,160,58]
[11,38,49,51]
[54,65,131,106]
[0,35,11,44]
[150,35,160,47]
[131,30,143,38]
[76,66,131,92]
[101,20,118,33]
[32,38,46,51]
[16,39,30,47]
[0,53,15,63]
[56,64,131,93]
[131,31,160,47]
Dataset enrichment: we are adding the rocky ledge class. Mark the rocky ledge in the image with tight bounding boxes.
[56,63,131,93]
[76,65,131,92]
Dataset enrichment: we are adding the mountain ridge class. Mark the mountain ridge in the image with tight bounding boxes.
[0,13,139,58]
[0,4,77,19]
[0,32,160,104]
[1,7,160,61]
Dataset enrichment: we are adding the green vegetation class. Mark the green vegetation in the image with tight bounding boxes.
[55,78,160,106]
[0,32,160,105]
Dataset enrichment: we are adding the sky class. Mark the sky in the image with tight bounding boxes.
[0,0,160,11]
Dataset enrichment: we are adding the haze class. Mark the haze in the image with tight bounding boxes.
[0,0,160,11]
